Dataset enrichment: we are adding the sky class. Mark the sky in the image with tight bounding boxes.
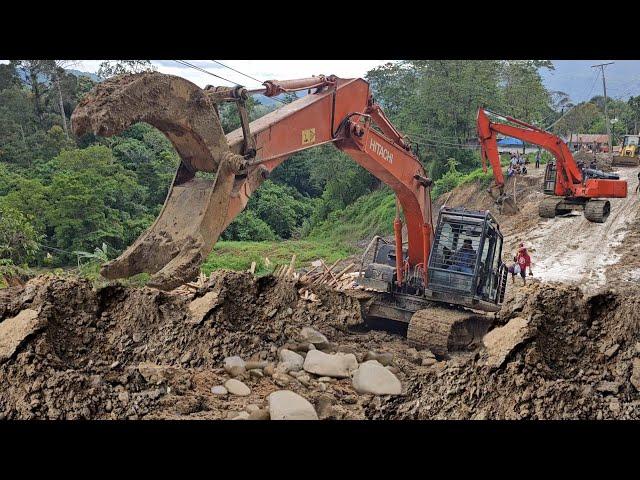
[76,60,392,89]
[540,60,640,102]
[3,59,640,103]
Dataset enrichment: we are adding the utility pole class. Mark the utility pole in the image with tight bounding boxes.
[591,61,614,153]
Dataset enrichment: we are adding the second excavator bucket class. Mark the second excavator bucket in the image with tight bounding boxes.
[71,72,247,290]
[497,194,518,214]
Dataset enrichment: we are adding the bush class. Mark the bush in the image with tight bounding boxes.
[309,188,396,243]
[245,180,314,239]
[222,210,277,241]
[432,158,494,199]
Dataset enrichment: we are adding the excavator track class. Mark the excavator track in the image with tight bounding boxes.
[538,197,561,218]
[407,307,493,357]
[584,199,610,223]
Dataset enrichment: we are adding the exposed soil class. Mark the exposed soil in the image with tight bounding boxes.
[369,282,640,420]
[2,273,640,420]
[434,160,640,295]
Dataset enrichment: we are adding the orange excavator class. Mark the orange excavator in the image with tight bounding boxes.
[477,108,627,223]
[72,72,508,356]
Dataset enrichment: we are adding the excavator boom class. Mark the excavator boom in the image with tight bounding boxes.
[72,72,433,290]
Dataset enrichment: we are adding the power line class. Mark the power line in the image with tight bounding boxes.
[172,60,236,85]
[544,70,601,132]
[592,61,614,150]
[582,68,601,102]
[612,76,640,100]
[211,60,263,85]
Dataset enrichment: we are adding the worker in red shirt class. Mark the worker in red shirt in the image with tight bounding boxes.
[516,243,533,285]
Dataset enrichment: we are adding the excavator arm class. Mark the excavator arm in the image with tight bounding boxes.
[72,72,433,290]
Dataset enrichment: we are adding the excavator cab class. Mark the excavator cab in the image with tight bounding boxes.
[426,207,506,310]
[360,207,506,312]
[360,207,506,357]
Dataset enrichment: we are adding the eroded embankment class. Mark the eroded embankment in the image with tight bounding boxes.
[0,272,364,419]
[1,274,640,420]
[369,283,640,420]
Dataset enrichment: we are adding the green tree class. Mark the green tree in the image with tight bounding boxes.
[222,211,277,241]
[499,60,554,128]
[0,204,41,264]
[97,60,156,79]
[45,145,148,257]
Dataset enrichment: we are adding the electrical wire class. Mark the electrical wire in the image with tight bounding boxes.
[211,60,263,85]
[544,70,601,132]
[172,60,236,85]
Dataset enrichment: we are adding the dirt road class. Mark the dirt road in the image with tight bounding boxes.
[525,165,640,292]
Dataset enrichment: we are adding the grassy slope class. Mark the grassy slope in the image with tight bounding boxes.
[201,155,550,275]
[201,239,355,276]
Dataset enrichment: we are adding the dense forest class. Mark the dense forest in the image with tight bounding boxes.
[2,59,640,272]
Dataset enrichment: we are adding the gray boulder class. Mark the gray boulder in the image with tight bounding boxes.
[224,379,251,396]
[303,350,358,378]
[352,362,402,395]
[268,390,318,420]
[224,356,246,377]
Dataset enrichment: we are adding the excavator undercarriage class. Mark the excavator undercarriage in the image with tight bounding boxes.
[357,207,506,357]
[71,71,508,357]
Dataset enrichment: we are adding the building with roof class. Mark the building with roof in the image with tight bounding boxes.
[563,134,610,152]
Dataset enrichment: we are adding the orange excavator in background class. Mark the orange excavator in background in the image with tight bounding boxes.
[477,108,627,223]
[72,72,508,356]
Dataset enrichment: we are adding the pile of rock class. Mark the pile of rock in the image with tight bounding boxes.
[211,326,406,420]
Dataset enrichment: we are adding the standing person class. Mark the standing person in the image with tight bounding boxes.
[535,150,541,169]
[516,243,533,285]
[507,256,520,284]
[636,171,640,194]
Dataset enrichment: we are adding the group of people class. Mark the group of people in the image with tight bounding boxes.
[507,243,533,285]
[507,153,527,177]
[506,150,544,178]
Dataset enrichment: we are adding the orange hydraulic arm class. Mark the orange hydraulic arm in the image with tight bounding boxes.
[477,108,627,199]
[225,76,434,285]
[72,72,434,290]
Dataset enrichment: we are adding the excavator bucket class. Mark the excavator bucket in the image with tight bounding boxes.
[71,72,247,290]
[498,195,518,214]
[488,189,518,215]
[612,155,640,167]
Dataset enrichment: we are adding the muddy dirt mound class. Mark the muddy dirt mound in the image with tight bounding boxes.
[573,151,613,171]
[3,272,640,420]
[0,271,367,419]
[368,282,640,419]
[434,172,541,216]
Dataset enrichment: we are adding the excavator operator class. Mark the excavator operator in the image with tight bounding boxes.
[450,239,477,274]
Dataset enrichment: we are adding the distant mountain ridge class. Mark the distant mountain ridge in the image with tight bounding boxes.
[14,67,102,85]
[66,69,101,82]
